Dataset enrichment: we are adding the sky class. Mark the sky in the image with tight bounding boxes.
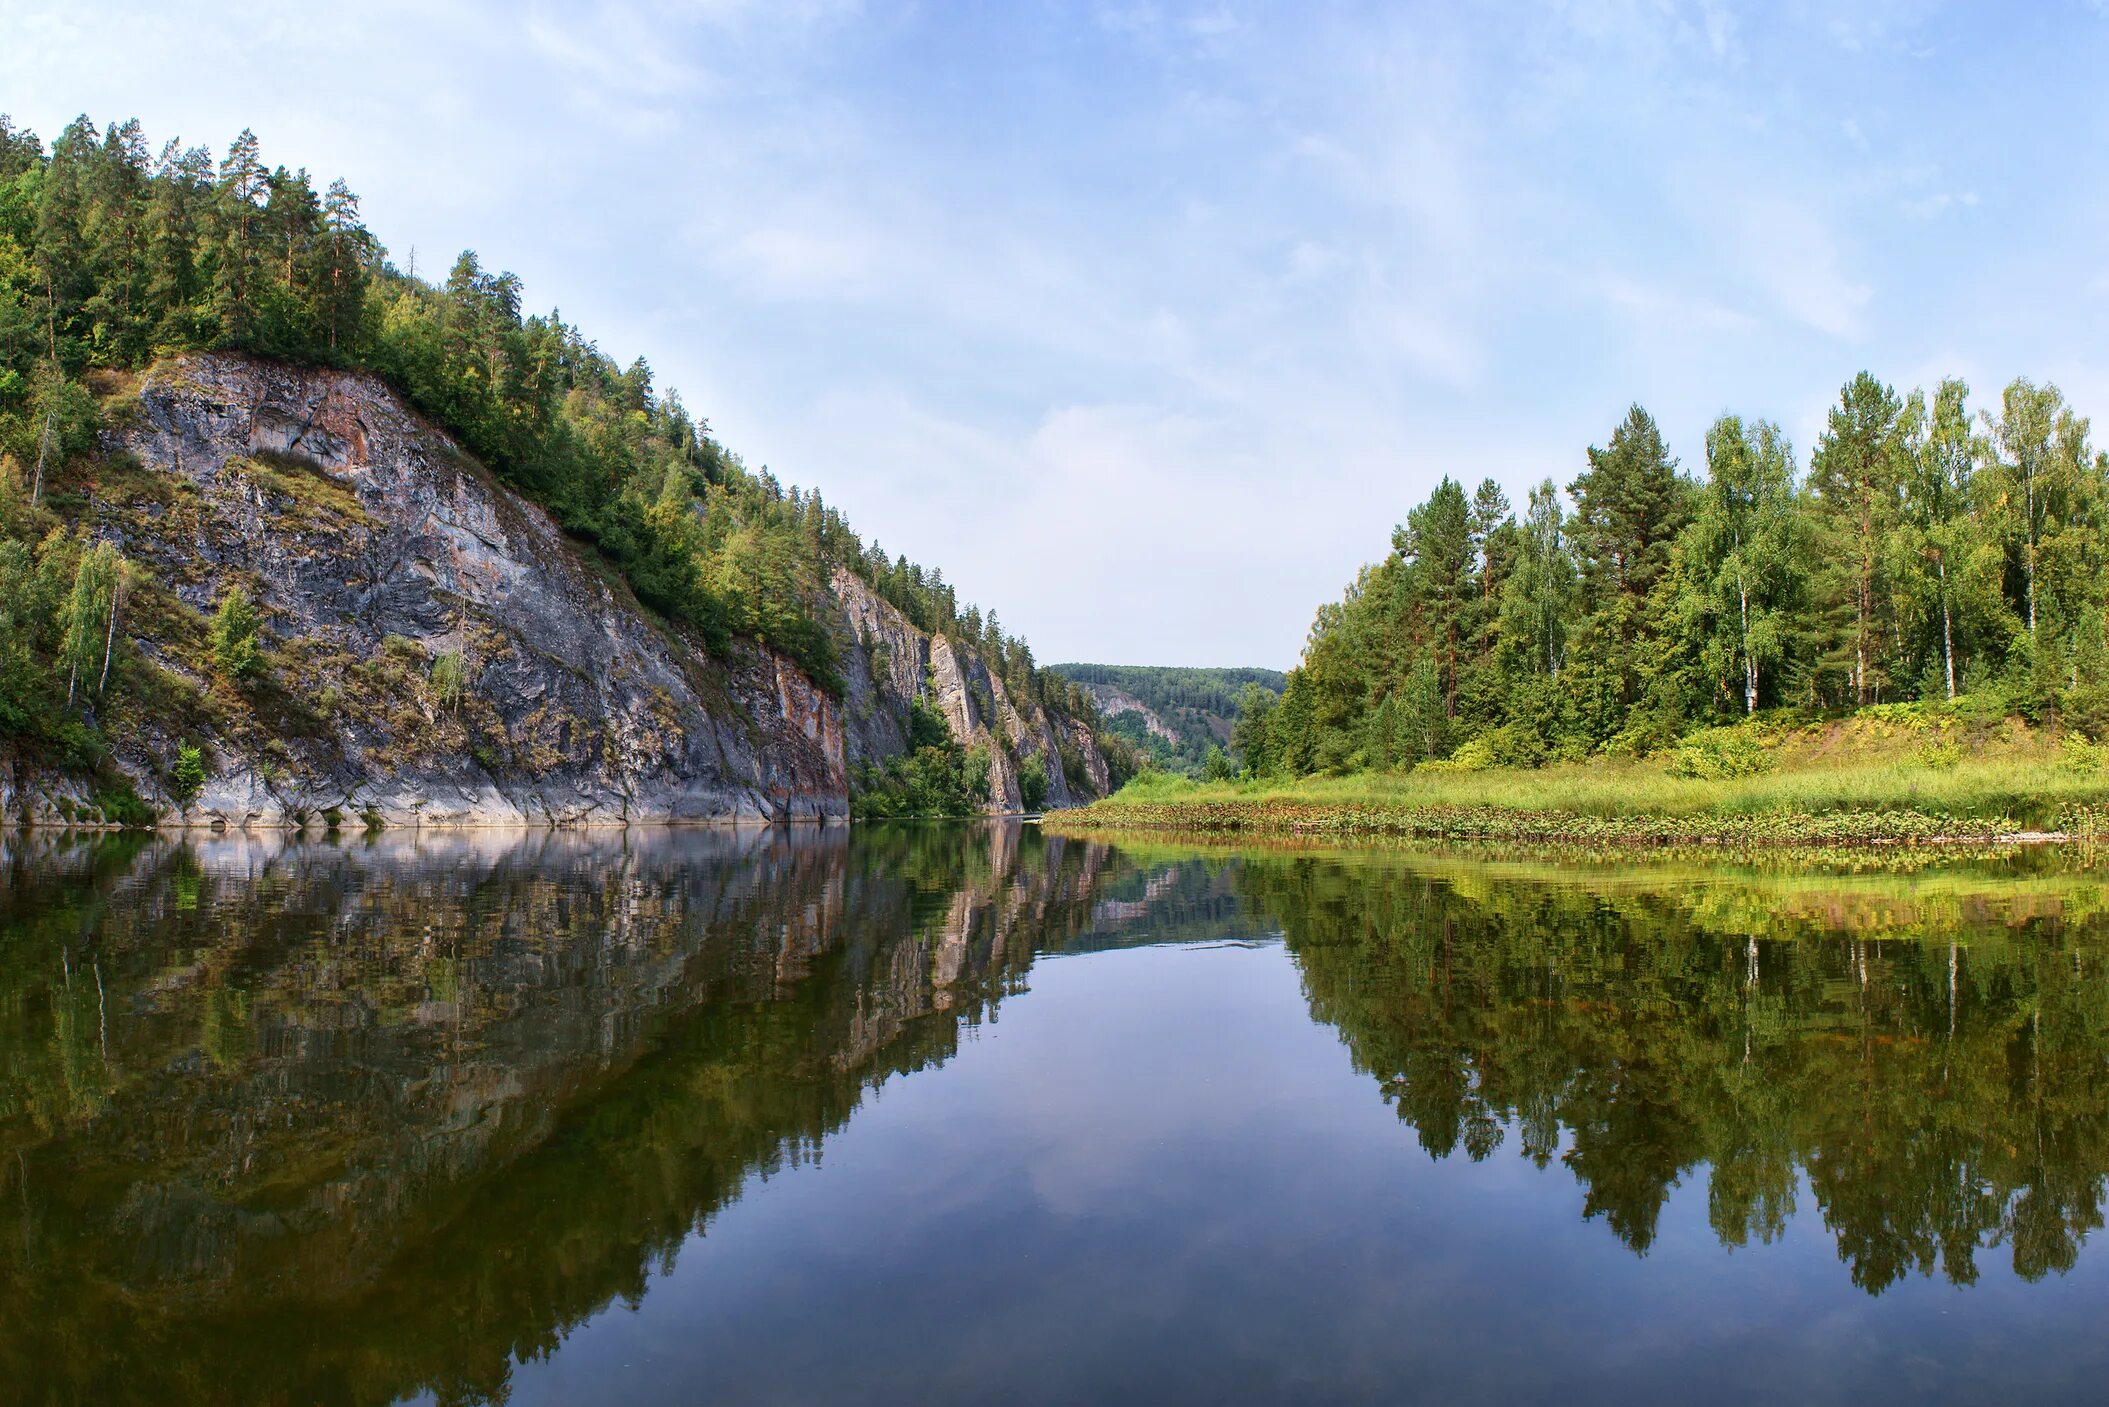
[7,1,2109,669]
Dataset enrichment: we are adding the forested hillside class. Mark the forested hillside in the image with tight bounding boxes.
[0,113,1114,814]
[1052,664,1283,775]
[1236,378,2109,777]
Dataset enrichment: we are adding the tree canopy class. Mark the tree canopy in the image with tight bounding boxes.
[1239,383,2109,776]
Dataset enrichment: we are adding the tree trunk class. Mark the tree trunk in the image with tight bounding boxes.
[31,404,55,508]
[98,564,124,695]
[1939,556,1955,701]
[1738,561,1756,715]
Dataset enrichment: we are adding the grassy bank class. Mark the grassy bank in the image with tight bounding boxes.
[1045,716,2109,846]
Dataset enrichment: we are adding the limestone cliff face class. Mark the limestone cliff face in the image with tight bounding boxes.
[14,355,853,826]
[829,566,1112,813]
[1,353,1109,827]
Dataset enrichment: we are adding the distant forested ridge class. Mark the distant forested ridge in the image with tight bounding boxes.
[0,113,1110,783]
[1052,664,1284,775]
[1235,380,2109,777]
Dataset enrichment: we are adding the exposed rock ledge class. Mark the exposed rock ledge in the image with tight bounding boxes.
[1,353,1113,830]
[11,355,844,828]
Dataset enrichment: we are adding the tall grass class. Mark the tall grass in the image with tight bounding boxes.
[1066,736,2109,839]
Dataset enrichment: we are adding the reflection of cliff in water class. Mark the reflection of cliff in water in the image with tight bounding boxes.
[0,823,1126,1406]
[1243,852,2109,1294]
[12,834,2109,1403]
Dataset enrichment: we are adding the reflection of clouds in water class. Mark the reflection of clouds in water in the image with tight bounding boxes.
[1007,945,1315,1218]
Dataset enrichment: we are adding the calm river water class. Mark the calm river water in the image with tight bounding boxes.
[6,824,2109,1404]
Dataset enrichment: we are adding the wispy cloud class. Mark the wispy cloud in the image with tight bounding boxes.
[3,0,2101,664]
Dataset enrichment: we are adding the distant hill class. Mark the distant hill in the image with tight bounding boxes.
[1049,665,1286,774]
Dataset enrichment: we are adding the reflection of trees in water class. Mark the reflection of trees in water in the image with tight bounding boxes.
[0,823,1124,1406]
[8,832,2109,1402]
[1241,855,2109,1292]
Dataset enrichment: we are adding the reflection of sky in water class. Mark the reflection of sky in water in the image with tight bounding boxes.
[5,826,2109,1405]
[501,939,2109,1407]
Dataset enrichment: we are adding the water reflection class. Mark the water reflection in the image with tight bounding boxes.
[2,829,2108,1403]
[1247,850,2109,1292]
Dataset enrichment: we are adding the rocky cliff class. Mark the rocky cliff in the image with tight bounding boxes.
[1,354,1109,827]
[832,565,1110,811]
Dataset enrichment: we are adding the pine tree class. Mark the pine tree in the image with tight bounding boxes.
[1809,372,1905,704]
[1394,476,1473,716]
[212,129,267,344]
[1568,405,1690,714]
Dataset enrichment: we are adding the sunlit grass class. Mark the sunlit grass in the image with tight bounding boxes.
[1061,725,2109,841]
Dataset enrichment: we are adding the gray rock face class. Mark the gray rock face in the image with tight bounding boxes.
[827,567,1112,813]
[2,353,1110,827]
[37,354,846,827]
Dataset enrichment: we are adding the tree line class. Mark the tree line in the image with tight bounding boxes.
[1052,663,1285,775]
[0,113,1103,762]
[1234,375,2109,775]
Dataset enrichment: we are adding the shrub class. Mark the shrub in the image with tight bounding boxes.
[1019,751,1050,810]
[2059,733,2104,775]
[211,586,262,681]
[1600,713,1682,759]
[429,650,467,713]
[1666,725,1775,780]
[1422,735,1496,774]
[850,707,998,818]
[94,781,154,827]
[171,741,206,811]
[1483,721,1549,769]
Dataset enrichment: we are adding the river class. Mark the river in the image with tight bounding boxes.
[5,824,2109,1404]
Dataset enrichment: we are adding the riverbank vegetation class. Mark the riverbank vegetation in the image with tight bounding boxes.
[1053,700,2109,842]
[848,698,996,820]
[1227,383,2107,778]
[1065,370,2109,839]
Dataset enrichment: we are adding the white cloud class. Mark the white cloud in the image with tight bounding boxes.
[3,0,2099,666]
[1723,195,1873,340]
[1590,273,1753,333]
[1900,189,1978,220]
[716,222,877,296]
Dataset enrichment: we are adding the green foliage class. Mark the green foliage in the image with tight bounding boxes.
[1423,734,1496,774]
[851,698,995,818]
[428,649,466,713]
[0,109,1125,786]
[1229,682,1279,777]
[170,742,205,809]
[1019,751,1050,811]
[2059,733,2104,775]
[1665,725,1775,780]
[1229,373,2109,791]
[210,584,262,681]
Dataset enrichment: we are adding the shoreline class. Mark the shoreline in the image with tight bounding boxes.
[1042,801,2094,849]
[1,810,1065,837]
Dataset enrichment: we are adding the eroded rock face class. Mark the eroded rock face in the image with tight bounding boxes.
[5,353,1108,827]
[41,355,845,827]
[827,567,1113,813]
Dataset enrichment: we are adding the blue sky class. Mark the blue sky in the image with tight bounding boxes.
[8,1,2109,668]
